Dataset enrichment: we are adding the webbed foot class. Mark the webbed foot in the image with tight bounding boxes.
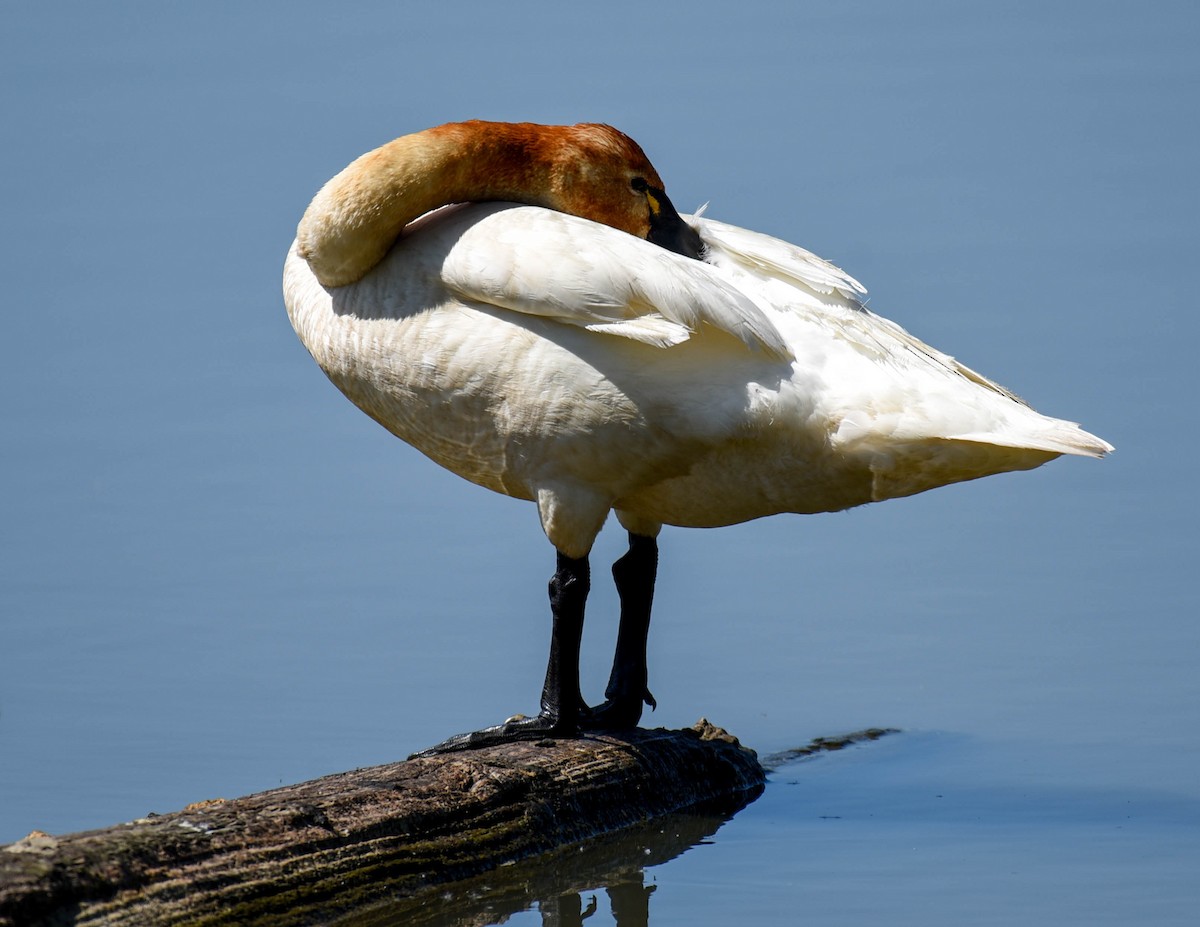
[409,710,579,758]
[584,688,656,731]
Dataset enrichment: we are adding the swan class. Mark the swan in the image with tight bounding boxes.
[283,120,1112,753]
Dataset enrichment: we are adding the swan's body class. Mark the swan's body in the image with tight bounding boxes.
[283,122,1110,751]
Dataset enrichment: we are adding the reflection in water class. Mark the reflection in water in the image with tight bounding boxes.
[332,731,895,927]
[333,804,749,927]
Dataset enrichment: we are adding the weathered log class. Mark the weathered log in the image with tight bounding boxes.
[0,721,764,927]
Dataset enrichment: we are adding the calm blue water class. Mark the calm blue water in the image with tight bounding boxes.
[2,3,1197,924]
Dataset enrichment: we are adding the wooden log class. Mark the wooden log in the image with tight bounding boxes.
[0,721,764,927]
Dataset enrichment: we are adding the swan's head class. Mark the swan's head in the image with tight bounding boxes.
[536,122,705,261]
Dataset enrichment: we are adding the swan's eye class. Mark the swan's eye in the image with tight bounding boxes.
[630,177,649,193]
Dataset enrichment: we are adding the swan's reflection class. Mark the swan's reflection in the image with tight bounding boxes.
[333,798,758,927]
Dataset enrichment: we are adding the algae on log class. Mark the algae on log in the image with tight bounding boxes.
[0,721,763,927]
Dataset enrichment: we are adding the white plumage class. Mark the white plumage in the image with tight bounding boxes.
[285,202,1109,558]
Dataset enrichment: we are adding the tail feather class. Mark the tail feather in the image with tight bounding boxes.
[951,419,1113,459]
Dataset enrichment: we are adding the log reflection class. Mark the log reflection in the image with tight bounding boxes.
[333,804,748,927]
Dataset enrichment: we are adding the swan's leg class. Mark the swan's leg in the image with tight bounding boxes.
[537,550,591,729]
[587,532,658,730]
[410,552,590,756]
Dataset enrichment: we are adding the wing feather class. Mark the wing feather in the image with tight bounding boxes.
[689,215,868,302]
[437,204,790,357]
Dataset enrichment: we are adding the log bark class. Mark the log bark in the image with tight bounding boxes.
[0,721,764,927]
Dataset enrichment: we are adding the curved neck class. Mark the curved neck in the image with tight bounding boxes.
[296,122,564,287]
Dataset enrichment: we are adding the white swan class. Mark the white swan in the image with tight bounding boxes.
[283,121,1111,752]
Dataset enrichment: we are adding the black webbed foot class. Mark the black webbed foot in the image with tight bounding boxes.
[409,710,579,758]
[584,688,656,731]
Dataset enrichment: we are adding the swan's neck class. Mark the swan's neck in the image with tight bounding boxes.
[296,121,645,288]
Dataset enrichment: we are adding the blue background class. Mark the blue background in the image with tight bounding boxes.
[2,3,1196,923]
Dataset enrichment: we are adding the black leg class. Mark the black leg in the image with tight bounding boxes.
[586,532,658,730]
[539,551,590,728]
[411,552,590,757]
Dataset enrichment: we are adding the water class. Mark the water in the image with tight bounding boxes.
[2,2,1197,923]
